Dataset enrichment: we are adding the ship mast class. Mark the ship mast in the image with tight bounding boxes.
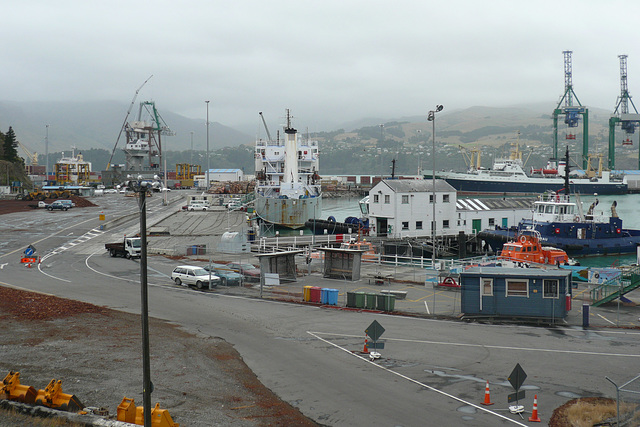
[283,109,299,186]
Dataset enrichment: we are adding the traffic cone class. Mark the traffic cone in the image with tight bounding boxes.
[529,394,541,422]
[362,335,369,354]
[481,380,493,405]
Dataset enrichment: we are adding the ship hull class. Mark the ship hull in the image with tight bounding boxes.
[254,194,322,229]
[440,175,627,195]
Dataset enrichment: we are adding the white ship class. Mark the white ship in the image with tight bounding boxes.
[254,110,321,229]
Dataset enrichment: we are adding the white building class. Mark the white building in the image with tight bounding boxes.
[194,168,245,187]
[368,179,532,239]
[369,179,457,238]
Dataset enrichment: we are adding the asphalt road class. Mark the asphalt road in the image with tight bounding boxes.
[2,193,639,426]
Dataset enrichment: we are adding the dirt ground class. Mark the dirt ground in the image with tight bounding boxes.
[0,286,318,426]
[0,196,97,215]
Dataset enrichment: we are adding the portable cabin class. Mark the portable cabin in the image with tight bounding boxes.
[460,267,572,320]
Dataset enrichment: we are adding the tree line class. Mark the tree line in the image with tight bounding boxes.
[0,127,22,164]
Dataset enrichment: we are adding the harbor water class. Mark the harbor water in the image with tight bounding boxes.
[261,193,640,267]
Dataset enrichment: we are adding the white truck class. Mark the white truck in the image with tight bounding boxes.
[105,236,142,259]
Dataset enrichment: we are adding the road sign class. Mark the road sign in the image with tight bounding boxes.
[508,363,527,391]
[24,245,36,256]
[365,320,385,342]
[508,390,525,403]
[366,341,385,350]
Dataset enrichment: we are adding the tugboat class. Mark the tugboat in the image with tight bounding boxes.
[480,147,640,257]
[498,230,576,266]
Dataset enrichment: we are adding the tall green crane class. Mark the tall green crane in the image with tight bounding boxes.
[608,54,640,169]
[552,50,589,169]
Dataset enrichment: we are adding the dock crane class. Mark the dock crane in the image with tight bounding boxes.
[17,141,39,165]
[259,112,273,142]
[552,51,589,168]
[105,75,152,171]
[608,54,640,169]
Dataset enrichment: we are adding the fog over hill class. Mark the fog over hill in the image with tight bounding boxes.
[0,100,253,155]
[0,100,631,174]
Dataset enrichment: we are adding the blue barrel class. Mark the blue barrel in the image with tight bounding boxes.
[327,289,339,306]
[321,288,330,304]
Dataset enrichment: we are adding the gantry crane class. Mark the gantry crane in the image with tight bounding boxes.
[552,51,589,168]
[608,54,640,169]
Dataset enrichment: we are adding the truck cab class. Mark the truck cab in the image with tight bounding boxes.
[106,236,142,259]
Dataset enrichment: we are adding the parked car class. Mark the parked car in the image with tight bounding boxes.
[171,265,221,290]
[58,199,75,208]
[204,263,243,286]
[46,201,70,211]
[187,202,209,211]
[225,262,261,282]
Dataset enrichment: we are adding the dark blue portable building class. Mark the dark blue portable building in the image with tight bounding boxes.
[460,267,572,320]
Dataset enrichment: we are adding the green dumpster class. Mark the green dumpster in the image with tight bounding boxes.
[365,293,377,309]
[355,292,366,308]
[346,292,356,308]
[383,294,396,311]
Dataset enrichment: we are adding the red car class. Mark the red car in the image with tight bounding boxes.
[225,262,261,282]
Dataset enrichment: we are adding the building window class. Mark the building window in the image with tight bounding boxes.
[402,195,409,204]
[543,279,559,298]
[488,218,495,227]
[430,194,435,203]
[416,221,423,230]
[506,280,528,297]
[443,194,450,203]
[402,221,409,230]
[443,220,450,229]
[373,194,379,203]
[481,278,493,296]
[384,194,390,204]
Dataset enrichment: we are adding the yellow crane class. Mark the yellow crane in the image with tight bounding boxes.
[17,141,39,165]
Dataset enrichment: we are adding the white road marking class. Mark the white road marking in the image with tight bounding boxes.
[597,314,615,325]
[310,331,640,359]
[307,331,528,426]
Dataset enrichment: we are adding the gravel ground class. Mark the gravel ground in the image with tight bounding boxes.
[0,286,318,426]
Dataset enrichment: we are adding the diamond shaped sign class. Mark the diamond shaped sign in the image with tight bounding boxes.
[508,363,527,391]
[365,320,385,341]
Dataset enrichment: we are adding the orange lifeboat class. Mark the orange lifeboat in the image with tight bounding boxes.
[498,232,570,266]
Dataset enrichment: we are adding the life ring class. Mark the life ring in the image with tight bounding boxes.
[520,236,527,243]
[574,215,580,222]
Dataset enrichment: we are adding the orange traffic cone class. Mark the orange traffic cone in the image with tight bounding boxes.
[362,335,369,354]
[529,394,541,422]
[481,380,493,405]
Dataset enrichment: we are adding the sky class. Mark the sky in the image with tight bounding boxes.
[5,0,640,131]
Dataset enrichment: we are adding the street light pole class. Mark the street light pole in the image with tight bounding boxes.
[428,105,444,269]
[45,124,50,183]
[190,131,194,173]
[205,101,210,190]
[128,178,152,427]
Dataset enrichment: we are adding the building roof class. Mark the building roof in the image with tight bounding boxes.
[377,179,455,193]
[208,169,242,173]
[456,197,534,211]
[463,266,571,278]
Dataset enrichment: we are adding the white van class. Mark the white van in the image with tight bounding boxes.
[171,265,220,289]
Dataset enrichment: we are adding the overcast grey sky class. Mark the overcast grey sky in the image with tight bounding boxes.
[5,0,640,129]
